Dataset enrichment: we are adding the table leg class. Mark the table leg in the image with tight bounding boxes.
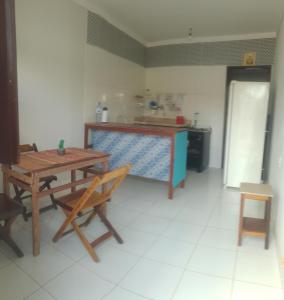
[71,170,76,193]
[101,160,109,215]
[180,180,185,189]
[31,174,40,256]
[265,198,271,250]
[238,194,245,246]
[168,184,174,200]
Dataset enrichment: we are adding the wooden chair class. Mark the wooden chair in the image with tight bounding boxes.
[52,164,131,262]
[0,194,24,257]
[13,143,57,221]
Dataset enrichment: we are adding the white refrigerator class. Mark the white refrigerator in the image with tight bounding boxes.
[224,81,270,188]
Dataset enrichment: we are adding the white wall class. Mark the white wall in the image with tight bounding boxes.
[15,0,86,149]
[146,66,227,168]
[15,0,145,148]
[269,15,284,257]
[0,0,87,192]
[0,0,145,193]
[83,45,145,123]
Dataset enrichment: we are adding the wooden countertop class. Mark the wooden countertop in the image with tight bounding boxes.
[240,182,273,198]
[85,122,187,137]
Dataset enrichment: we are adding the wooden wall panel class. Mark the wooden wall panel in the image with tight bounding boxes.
[0,0,19,164]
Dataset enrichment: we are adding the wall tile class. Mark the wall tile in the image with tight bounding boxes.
[87,11,145,66]
[87,11,275,68]
[146,38,276,67]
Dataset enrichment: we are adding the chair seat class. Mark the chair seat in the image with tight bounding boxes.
[0,194,23,221]
[56,189,109,211]
[52,165,130,262]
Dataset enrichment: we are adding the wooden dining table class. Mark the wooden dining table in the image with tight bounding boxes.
[1,147,110,256]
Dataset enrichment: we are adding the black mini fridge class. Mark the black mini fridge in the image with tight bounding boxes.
[187,129,211,172]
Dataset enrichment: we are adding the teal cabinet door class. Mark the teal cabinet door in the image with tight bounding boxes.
[173,131,188,188]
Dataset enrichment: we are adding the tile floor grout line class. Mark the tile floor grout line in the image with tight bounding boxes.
[114,285,153,300]
[12,242,76,285]
[141,252,193,270]
[23,286,44,300]
[207,190,235,300]
[170,190,232,300]
[50,241,89,264]
[111,230,161,293]
[168,239,200,300]
[24,285,58,300]
[99,282,118,300]
[233,278,284,290]
[169,212,211,300]
[4,261,42,299]
[42,285,59,300]
[40,262,76,289]
[76,224,160,292]
[100,253,149,299]
[77,254,130,286]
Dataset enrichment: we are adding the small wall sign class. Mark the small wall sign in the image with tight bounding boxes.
[243,52,256,66]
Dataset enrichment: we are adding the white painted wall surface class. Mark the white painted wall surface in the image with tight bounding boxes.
[83,45,145,123]
[0,0,87,192]
[145,66,227,168]
[269,15,284,258]
[0,0,145,192]
[15,0,86,149]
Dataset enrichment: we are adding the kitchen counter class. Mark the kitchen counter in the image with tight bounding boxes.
[84,122,188,199]
[84,122,187,138]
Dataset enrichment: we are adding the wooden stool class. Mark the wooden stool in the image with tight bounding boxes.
[238,183,273,249]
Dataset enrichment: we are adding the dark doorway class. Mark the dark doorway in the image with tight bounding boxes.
[0,0,19,164]
[222,66,272,180]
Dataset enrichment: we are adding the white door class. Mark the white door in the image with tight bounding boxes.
[224,81,270,188]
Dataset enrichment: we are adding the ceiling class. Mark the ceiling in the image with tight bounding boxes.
[89,0,284,44]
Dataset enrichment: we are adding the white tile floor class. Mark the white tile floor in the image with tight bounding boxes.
[0,169,283,300]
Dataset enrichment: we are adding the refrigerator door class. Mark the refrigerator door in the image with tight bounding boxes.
[224,81,270,188]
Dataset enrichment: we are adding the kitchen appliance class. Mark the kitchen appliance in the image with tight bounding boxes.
[224,81,270,188]
[187,129,211,172]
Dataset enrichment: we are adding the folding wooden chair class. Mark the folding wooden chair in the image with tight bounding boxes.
[13,143,58,221]
[52,164,131,262]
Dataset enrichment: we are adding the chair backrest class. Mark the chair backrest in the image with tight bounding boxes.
[19,143,38,153]
[73,164,131,214]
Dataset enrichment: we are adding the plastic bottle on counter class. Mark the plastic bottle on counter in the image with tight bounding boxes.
[95,102,103,122]
[101,107,108,122]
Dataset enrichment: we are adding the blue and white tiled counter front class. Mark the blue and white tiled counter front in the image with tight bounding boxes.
[92,130,171,182]
[85,123,188,199]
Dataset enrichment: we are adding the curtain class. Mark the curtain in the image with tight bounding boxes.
[0,0,19,164]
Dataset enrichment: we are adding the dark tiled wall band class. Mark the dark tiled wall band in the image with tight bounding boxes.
[145,38,276,67]
[87,12,276,67]
[87,11,145,66]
